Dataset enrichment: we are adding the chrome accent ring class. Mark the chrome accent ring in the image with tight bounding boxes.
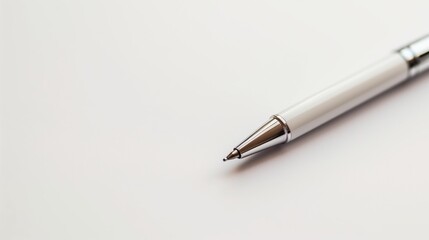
[397,34,429,78]
[398,47,419,78]
[272,115,292,143]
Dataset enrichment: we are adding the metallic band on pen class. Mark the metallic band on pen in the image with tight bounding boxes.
[272,115,292,143]
[398,35,429,78]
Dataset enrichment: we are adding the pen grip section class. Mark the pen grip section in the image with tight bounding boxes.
[279,53,408,140]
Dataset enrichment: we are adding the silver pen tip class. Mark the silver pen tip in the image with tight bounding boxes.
[223,149,240,161]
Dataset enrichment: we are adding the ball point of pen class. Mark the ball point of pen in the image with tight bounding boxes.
[223,149,240,161]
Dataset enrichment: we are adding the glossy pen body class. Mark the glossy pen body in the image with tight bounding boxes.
[224,35,429,161]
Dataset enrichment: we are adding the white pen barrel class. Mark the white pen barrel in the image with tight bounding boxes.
[278,53,408,140]
[225,35,429,160]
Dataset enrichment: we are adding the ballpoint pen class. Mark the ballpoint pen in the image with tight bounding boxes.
[224,34,429,161]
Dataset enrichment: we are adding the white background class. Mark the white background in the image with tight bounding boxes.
[1,0,429,239]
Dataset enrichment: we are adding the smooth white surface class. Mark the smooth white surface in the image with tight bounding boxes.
[281,54,408,140]
[1,0,429,239]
